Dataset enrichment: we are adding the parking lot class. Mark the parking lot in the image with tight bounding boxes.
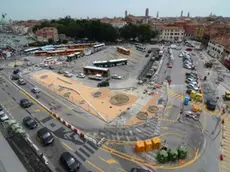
[23,44,160,89]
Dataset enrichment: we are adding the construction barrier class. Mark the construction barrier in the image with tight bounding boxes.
[11,81,98,145]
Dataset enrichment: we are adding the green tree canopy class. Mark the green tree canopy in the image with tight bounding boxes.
[33,17,119,42]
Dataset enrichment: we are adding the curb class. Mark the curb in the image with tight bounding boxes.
[11,81,98,145]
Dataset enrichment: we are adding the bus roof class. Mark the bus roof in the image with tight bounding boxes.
[117,46,129,51]
[93,60,108,64]
[84,66,109,71]
[109,58,127,62]
[24,47,40,52]
[94,43,105,48]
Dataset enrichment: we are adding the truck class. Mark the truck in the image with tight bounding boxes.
[88,74,103,81]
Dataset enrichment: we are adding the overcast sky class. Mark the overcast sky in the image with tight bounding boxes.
[0,0,229,20]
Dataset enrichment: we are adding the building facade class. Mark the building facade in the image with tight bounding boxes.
[159,26,185,41]
[35,27,58,42]
[207,40,225,59]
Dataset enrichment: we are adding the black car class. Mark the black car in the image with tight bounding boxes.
[147,50,152,53]
[60,152,80,172]
[206,99,217,111]
[0,105,3,111]
[145,54,149,57]
[97,81,109,87]
[49,66,55,70]
[23,116,38,129]
[13,68,20,74]
[20,99,32,108]
[186,72,197,77]
[37,128,54,145]
[130,168,150,172]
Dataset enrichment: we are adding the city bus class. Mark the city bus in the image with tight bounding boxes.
[24,47,40,54]
[136,45,146,52]
[83,66,110,76]
[66,52,83,61]
[93,43,105,52]
[93,58,127,67]
[117,46,130,55]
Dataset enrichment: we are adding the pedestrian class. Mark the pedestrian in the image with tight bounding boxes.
[222,108,226,115]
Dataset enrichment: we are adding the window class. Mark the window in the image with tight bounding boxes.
[170,33,173,35]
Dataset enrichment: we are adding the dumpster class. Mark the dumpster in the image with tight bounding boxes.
[152,137,161,150]
[135,141,145,153]
[144,139,153,152]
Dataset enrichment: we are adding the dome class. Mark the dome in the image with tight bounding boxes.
[0,16,9,25]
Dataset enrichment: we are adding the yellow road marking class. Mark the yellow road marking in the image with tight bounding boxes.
[33,109,40,112]
[98,156,117,164]
[62,142,73,151]
[87,160,104,172]
[119,168,127,172]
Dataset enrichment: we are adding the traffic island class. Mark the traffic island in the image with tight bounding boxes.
[31,71,137,123]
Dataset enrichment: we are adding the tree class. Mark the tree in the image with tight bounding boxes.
[156,150,168,163]
[168,148,178,161]
[177,146,188,159]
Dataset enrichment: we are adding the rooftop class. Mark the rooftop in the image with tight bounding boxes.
[0,132,27,172]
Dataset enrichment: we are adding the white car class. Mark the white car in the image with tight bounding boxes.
[31,87,41,94]
[0,111,9,122]
[179,53,183,57]
[188,83,198,88]
[111,74,122,79]
[77,73,85,78]
[63,71,73,77]
[189,81,198,85]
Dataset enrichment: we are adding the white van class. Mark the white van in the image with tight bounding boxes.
[44,57,54,63]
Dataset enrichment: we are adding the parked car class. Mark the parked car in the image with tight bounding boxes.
[187,85,199,91]
[147,50,152,53]
[49,66,55,70]
[0,111,9,122]
[23,116,38,129]
[97,81,109,87]
[60,152,80,172]
[183,64,192,69]
[64,71,73,78]
[13,68,20,74]
[11,74,20,80]
[31,87,41,94]
[188,81,198,85]
[186,72,197,77]
[20,99,32,108]
[0,66,3,70]
[77,73,85,78]
[58,70,64,74]
[37,127,54,145]
[111,74,122,79]
[0,105,3,111]
[130,168,150,172]
[145,54,149,57]
[179,53,183,57]
[18,78,26,85]
[188,83,198,88]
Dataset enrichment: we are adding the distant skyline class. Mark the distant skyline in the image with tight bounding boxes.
[1,0,229,20]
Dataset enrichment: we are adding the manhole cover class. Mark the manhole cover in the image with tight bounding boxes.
[136,112,148,120]
[148,105,159,113]
[93,91,102,98]
[40,75,48,79]
[110,94,130,106]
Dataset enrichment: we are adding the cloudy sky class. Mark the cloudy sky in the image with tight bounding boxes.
[0,0,229,20]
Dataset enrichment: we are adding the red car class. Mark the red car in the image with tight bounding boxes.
[168,63,172,68]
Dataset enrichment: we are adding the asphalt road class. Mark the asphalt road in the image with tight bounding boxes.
[2,67,106,131]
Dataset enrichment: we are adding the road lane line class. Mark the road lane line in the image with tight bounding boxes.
[86,160,104,172]
[62,142,73,151]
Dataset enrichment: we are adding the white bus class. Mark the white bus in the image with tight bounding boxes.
[93,43,105,52]
[136,45,146,52]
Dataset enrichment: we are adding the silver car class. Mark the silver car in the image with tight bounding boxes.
[0,111,9,122]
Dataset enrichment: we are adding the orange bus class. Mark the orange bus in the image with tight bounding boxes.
[117,46,130,55]
[34,51,48,56]
[46,50,66,56]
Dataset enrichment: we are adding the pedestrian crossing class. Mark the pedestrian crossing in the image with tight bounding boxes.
[95,118,160,143]
[221,116,230,172]
[74,141,99,164]
[167,89,184,101]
